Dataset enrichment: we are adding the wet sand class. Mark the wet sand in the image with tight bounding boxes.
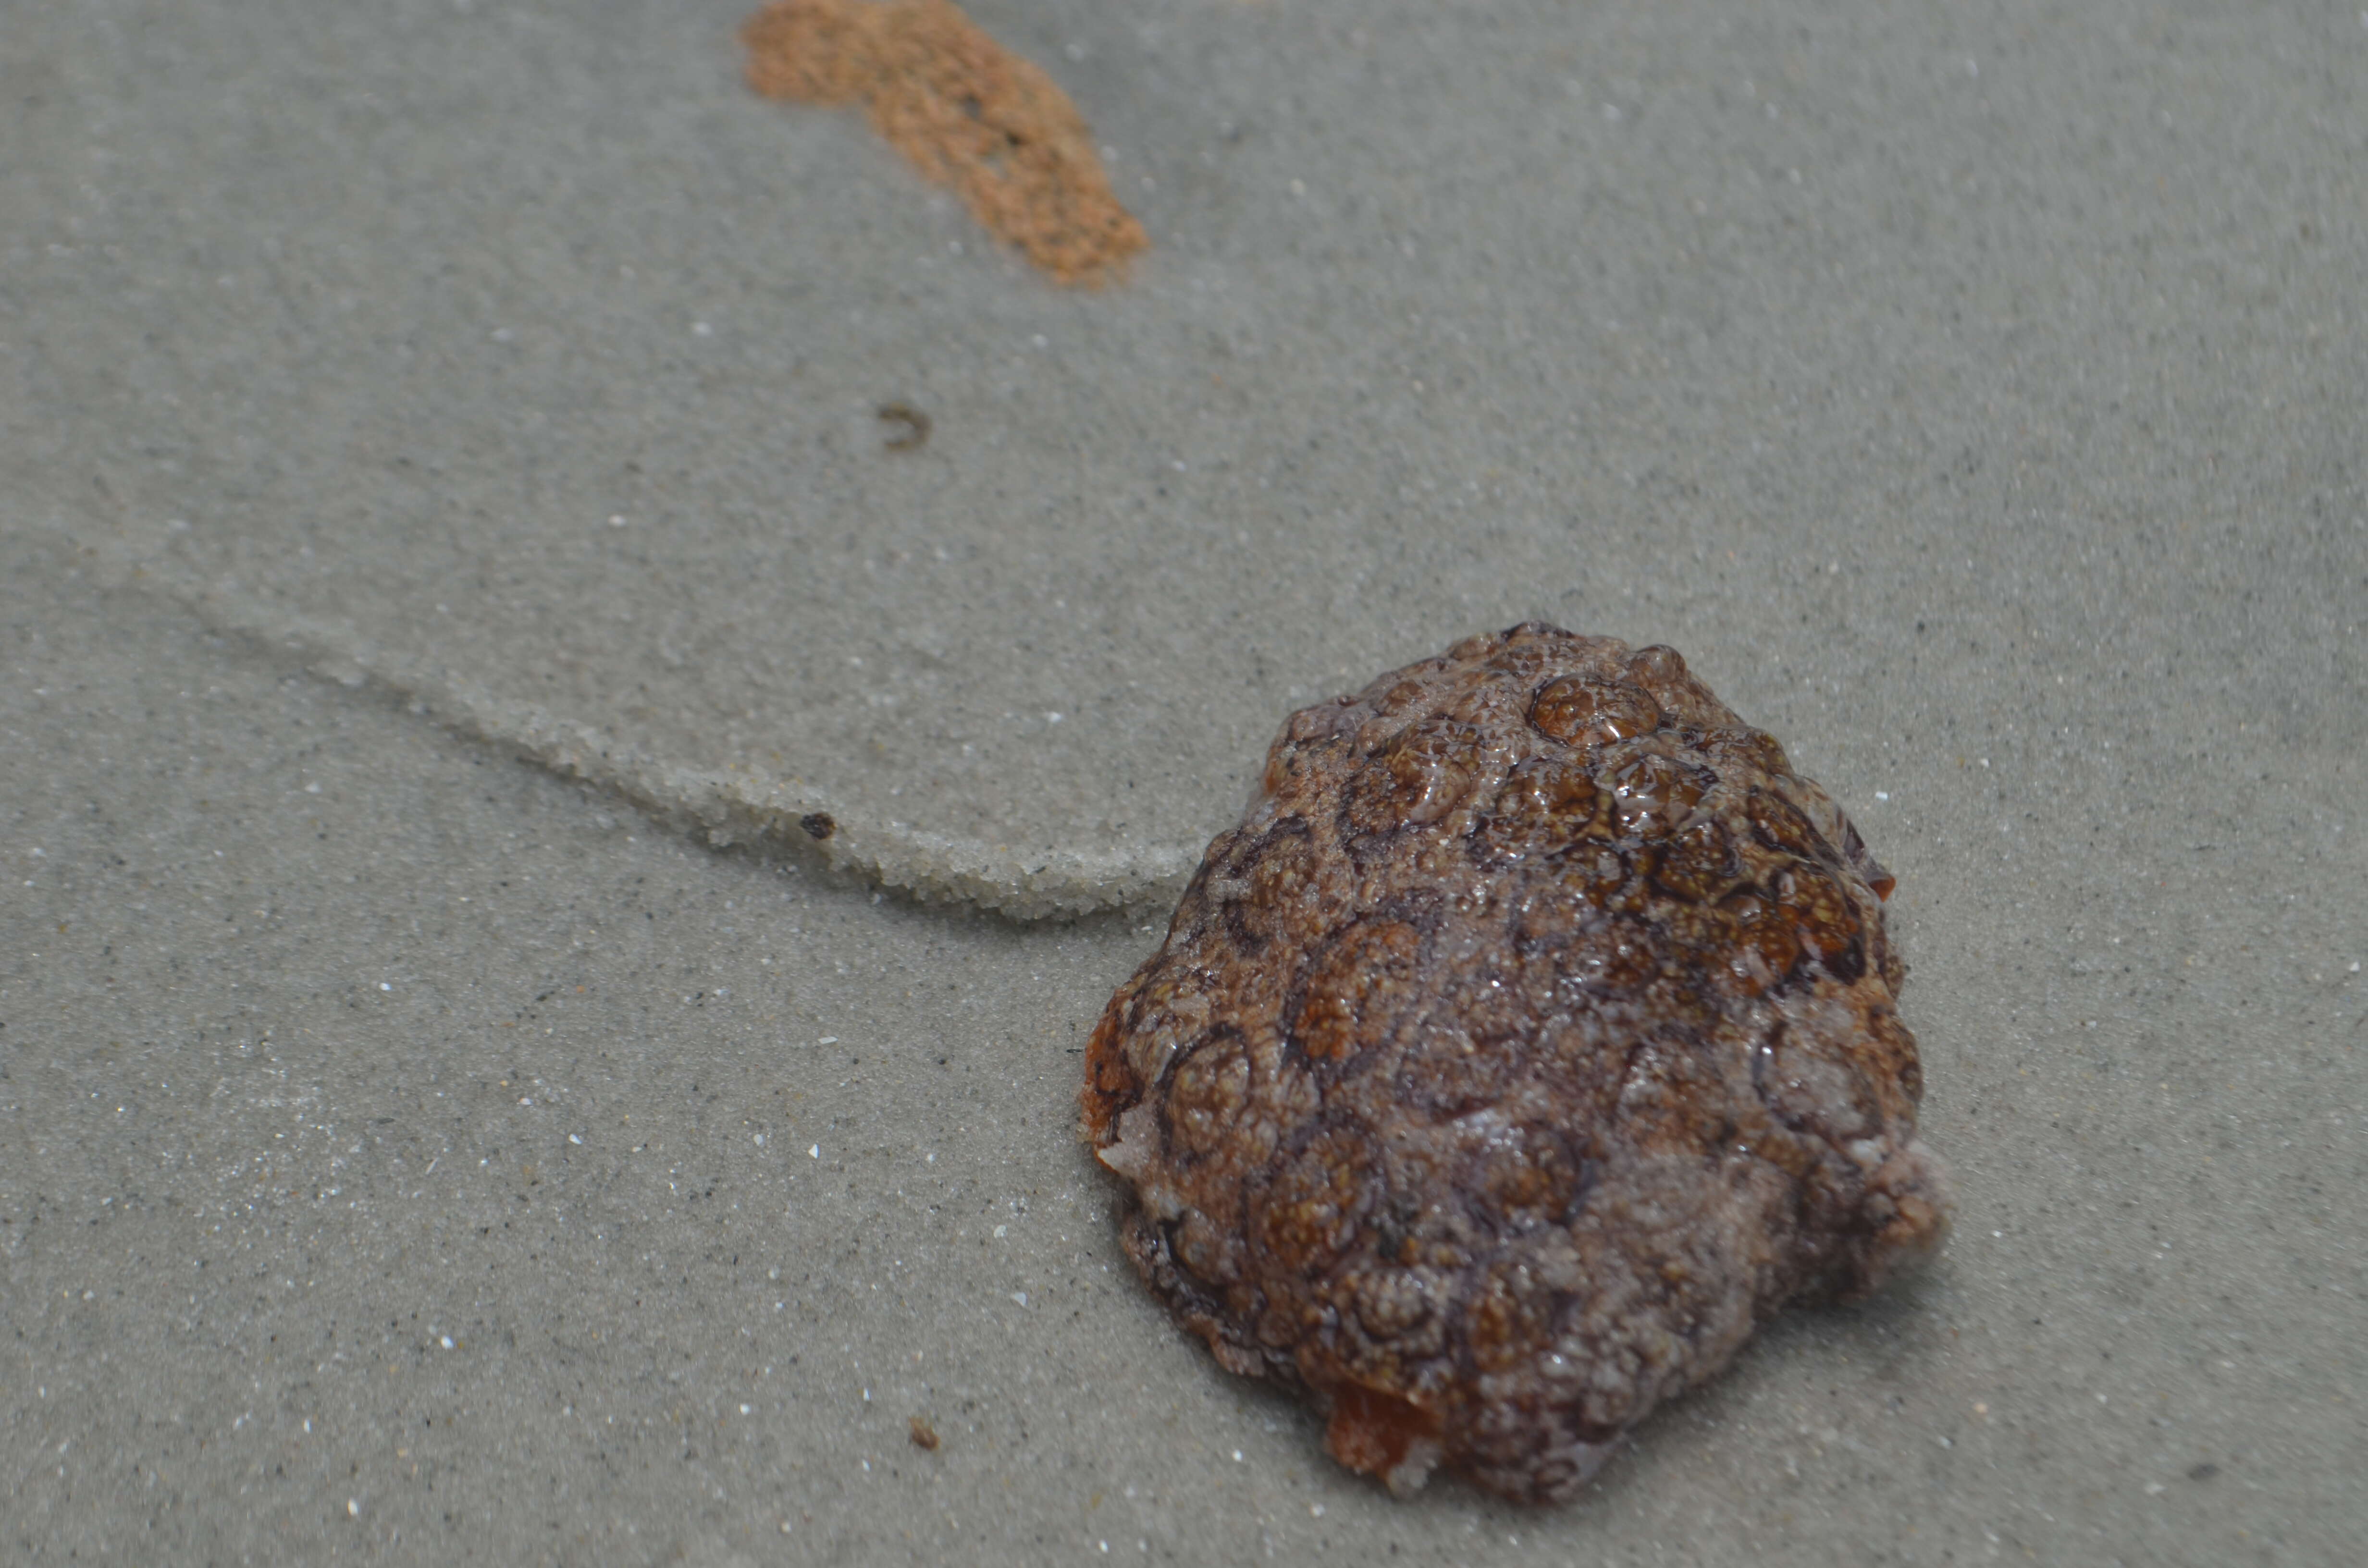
[4,1,2363,1561]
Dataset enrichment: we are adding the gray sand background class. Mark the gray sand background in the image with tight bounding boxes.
[3,0,2364,1561]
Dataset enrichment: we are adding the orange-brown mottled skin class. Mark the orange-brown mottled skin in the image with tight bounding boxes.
[1082,624,1951,1504]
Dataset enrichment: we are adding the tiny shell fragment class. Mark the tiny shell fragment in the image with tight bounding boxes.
[1081,624,1950,1503]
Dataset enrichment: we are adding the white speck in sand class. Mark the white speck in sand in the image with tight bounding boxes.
[347,1499,359,1518]
[809,1145,820,1159]
[568,1134,582,1145]
[1875,791,1890,801]
[379,982,391,992]
[441,1335,454,1349]
[818,1037,838,1046]
[1011,1292,1028,1307]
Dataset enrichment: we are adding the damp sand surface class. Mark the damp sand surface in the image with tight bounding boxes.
[5,0,2366,1562]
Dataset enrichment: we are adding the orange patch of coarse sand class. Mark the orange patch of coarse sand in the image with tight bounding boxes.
[741,0,1148,287]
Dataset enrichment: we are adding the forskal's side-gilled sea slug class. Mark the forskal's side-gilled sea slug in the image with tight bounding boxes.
[1082,623,1951,1504]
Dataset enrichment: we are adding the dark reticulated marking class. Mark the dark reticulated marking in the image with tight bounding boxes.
[1081,624,1951,1504]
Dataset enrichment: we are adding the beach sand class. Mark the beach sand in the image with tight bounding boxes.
[3,1,2363,1560]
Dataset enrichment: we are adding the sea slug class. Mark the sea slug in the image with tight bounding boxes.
[1082,623,1950,1502]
